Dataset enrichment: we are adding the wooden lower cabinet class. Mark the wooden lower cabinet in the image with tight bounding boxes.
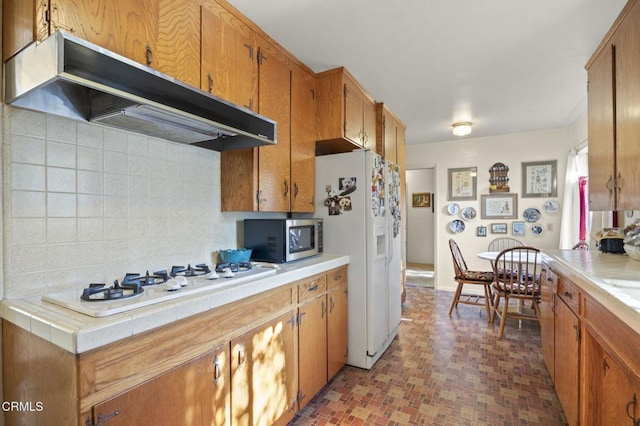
[541,262,640,426]
[91,344,230,426]
[327,268,348,380]
[297,296,328,409]
[231,311,298,426]
[2,266,348,426]
[554,295,580,426]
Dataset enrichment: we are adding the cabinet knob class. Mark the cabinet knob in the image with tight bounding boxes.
[207,73,214,94]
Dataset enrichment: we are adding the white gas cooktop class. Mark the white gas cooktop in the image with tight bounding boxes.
[42,266,277,318]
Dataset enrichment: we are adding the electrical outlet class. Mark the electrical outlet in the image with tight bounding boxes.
[547,223,553,231]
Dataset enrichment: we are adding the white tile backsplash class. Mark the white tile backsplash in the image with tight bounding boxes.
[3,106,276,299]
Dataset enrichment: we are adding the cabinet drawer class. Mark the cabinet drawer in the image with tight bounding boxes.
[558,279,580,314]
[298,275,327,302]
[327,266,347,290]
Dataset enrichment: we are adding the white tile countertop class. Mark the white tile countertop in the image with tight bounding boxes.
[0,254,349,354]
[543,249,640,333]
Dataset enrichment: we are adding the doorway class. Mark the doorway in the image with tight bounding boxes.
[406,168,435,287]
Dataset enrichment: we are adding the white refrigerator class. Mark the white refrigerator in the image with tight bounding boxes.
[315,150,402,369]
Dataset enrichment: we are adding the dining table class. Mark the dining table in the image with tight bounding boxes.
[476,250,550,265]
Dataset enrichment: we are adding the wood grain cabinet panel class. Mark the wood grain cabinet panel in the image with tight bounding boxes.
[554,295,580,426]
[539,264,556,382]
[201,3,257,108]
[50,0,160,68]
[90,344,230,426]
[587,0,640,211]
[316,67,377,155]
[327,280,348,379]
[297,296,328,409]
[290,63,317,212]
[231,311,298,426]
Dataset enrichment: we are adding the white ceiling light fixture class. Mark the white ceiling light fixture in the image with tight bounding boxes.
[452,122,472,136]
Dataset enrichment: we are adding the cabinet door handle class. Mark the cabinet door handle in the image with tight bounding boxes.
[563,291,573,299]
[626,393,637,422]
[308,283,318,291]
[616,173,624,190]
[298,310,306,325]
[294,183,299,197]
[605,175,614,191]
[213,355,221,385]
[207,73,214,93]
[284,180,289,197]
[145,45,153,66]
[243,43,254,60]
[237,348,245,367]
[330,296,335,313]
[322,299,326,318]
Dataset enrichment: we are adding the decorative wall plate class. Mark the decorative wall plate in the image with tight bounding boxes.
[523,207,542,223]
[461,207,477,221]
[531,224,544,236]
[447,203,460,215]
[449,219,465,234]
[543,200,560,214]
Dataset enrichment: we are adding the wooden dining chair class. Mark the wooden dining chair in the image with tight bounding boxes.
[448,239,494,322]
[488,237,524,252]
[490,246,542,339]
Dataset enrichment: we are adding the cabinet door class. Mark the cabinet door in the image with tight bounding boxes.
[613,1,640,211]
[327,284,348,379]
[257,41,291,212]
[343,77,364,146]
[539,267,556,381]
[554,297,580,426]
[602,352,640,425]
[298,296,328,409]
[231,311,298,426]
[362,96,377,152]
[91,344,230,426]
[201,4,257,109]
[587,45,615,211]
[290,64,317,213]
[51,0,159,67]
[382,110,398,162]
[156,0,200,88]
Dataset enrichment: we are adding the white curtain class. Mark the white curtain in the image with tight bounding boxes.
[559,147,589,249]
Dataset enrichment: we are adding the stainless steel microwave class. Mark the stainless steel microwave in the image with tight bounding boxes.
[243,218,323,263]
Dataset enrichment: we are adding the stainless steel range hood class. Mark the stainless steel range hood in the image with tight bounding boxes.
[5,31,276,151]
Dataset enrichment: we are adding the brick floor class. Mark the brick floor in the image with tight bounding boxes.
[290,286,566,425]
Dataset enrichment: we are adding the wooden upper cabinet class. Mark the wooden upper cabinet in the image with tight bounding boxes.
[256,40,292,212]
[291,64,317,212]
[220,39,292,212]
[587,47,615,211]
[201,3,257,109]
[156,0,201,88]
[612,0,640,211]
[316,67,377,155]
[375,102,407,163]
[49,0,160,67]
[2,0,45,61]
[587,0,640,211]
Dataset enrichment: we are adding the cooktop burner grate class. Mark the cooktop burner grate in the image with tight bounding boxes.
[80,280,144,301]
[170,264,211,277]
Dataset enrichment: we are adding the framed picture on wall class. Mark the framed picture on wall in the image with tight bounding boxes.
[412,192,431,208]
[447,167,477,201]
[476,226,487,237]
[521,160,557,197]
[480,194,518,219]
[512,221,526,236]
[491,223,508,234]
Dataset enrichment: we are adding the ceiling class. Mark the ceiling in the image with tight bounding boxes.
[226,0,627,145]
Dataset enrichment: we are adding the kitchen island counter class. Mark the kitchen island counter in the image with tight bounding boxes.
[0,254,348,354]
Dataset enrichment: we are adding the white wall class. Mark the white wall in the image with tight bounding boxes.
[406,168,434,264]
[406,128,575,291]
[2,106,282,299]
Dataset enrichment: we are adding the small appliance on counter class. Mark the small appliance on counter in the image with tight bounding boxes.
[593,228,626,253]
[243,218,323,263]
